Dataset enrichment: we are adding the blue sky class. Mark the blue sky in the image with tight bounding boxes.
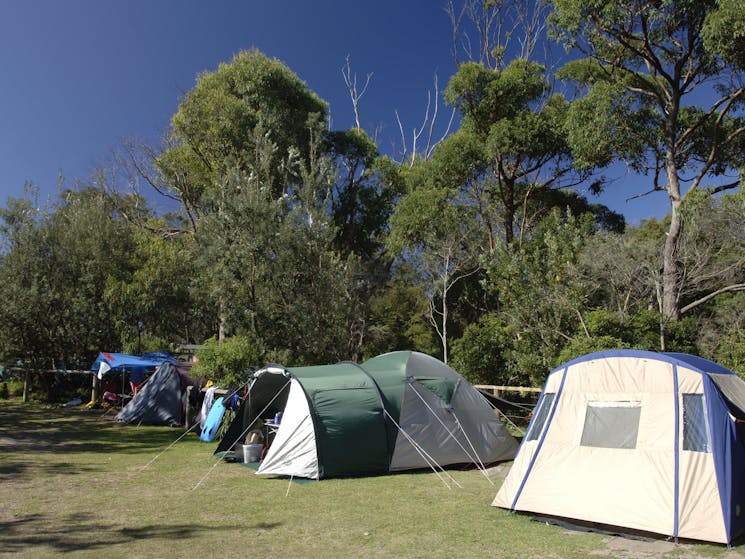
[0,0,670,223]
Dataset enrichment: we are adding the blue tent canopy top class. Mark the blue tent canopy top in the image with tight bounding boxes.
[90,351,175,379]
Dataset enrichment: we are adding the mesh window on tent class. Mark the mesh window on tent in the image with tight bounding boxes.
[683,393,711,453]
[580,401,641,449]
[526,393,555,442]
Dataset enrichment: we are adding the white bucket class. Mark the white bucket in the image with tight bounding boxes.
[243,443,263,463]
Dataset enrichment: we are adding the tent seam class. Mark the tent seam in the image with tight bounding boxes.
[510,366,568,511]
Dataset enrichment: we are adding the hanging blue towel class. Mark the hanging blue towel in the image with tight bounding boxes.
[200,396,226,442]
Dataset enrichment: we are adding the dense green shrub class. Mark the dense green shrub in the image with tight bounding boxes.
[192,335,263,387]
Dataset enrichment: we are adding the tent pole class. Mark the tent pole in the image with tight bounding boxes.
[91,374,100,404]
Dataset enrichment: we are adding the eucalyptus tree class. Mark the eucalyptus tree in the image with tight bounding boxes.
[325,128,402,260]
[388,53,614,366]
[362,272,439,359]
[387,184,483,363]
[156,49,328,226]
[702,291,745,374]
[395,56,619,371]
[261,140,373,363]
[102,218,209,352]
[178,115,378,363]
[674,189,745,365]
[114,51,331,343]
[446,0,549,69]
[0,196,56,369]
[575,189,744,355]
[48,188,138,362]
[443,58,586,249]
[675,189,745,317]
[152,50,357,350]
[578,219,666,317]
[451,314,524,386]
[551,0,745,346]
[145,50,399,357]
[485,208,596,383]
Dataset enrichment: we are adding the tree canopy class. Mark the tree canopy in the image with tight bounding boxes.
[2,2,744,400]
[551,0,745,345]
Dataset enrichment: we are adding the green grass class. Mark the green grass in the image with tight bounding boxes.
[0,401,741,558]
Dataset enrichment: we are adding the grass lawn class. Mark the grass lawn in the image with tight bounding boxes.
[0,401,743,559]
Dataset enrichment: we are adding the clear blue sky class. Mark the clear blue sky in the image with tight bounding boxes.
[0,0,669,223]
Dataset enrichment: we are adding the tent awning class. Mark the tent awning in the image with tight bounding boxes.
[708,373,745,419]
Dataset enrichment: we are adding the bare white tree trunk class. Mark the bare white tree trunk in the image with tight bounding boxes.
[395,73,456,167]
[342,55,372,131]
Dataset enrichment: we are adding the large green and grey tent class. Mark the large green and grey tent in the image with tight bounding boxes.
[216,351,518,479]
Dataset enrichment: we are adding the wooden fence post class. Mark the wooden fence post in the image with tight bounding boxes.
[185,385,192,428]
[91,374,100,404]
[22,370,30,403]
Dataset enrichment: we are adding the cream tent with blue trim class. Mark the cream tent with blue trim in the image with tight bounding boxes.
[493,350,745,544]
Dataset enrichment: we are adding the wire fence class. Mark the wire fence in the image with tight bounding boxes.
[1,368,95,404]
[1,371,543,429]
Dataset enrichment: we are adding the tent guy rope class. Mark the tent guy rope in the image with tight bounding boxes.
[408,382,493,484]
[192,378,291,491]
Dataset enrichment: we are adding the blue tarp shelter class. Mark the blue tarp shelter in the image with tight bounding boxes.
[90,351,174,379]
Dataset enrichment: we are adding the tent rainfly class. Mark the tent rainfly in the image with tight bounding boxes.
[216,350,518,479]
[493,350,745,544]
[115,361,202,426]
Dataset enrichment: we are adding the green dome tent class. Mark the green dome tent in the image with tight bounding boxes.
[215,351,518,479]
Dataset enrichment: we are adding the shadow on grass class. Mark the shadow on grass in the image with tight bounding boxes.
[0,460,97,481]
[0,402,193,458]
[0,512,245,554]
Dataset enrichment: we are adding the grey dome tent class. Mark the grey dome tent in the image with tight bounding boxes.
[116,361,201,426]
[216,351,518,479]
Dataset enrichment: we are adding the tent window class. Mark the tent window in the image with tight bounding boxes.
[580,401,641,449]
[683,393,711,453]
[526,393,555,442]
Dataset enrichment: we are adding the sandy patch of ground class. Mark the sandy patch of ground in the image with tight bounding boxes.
[592,534,745,558]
